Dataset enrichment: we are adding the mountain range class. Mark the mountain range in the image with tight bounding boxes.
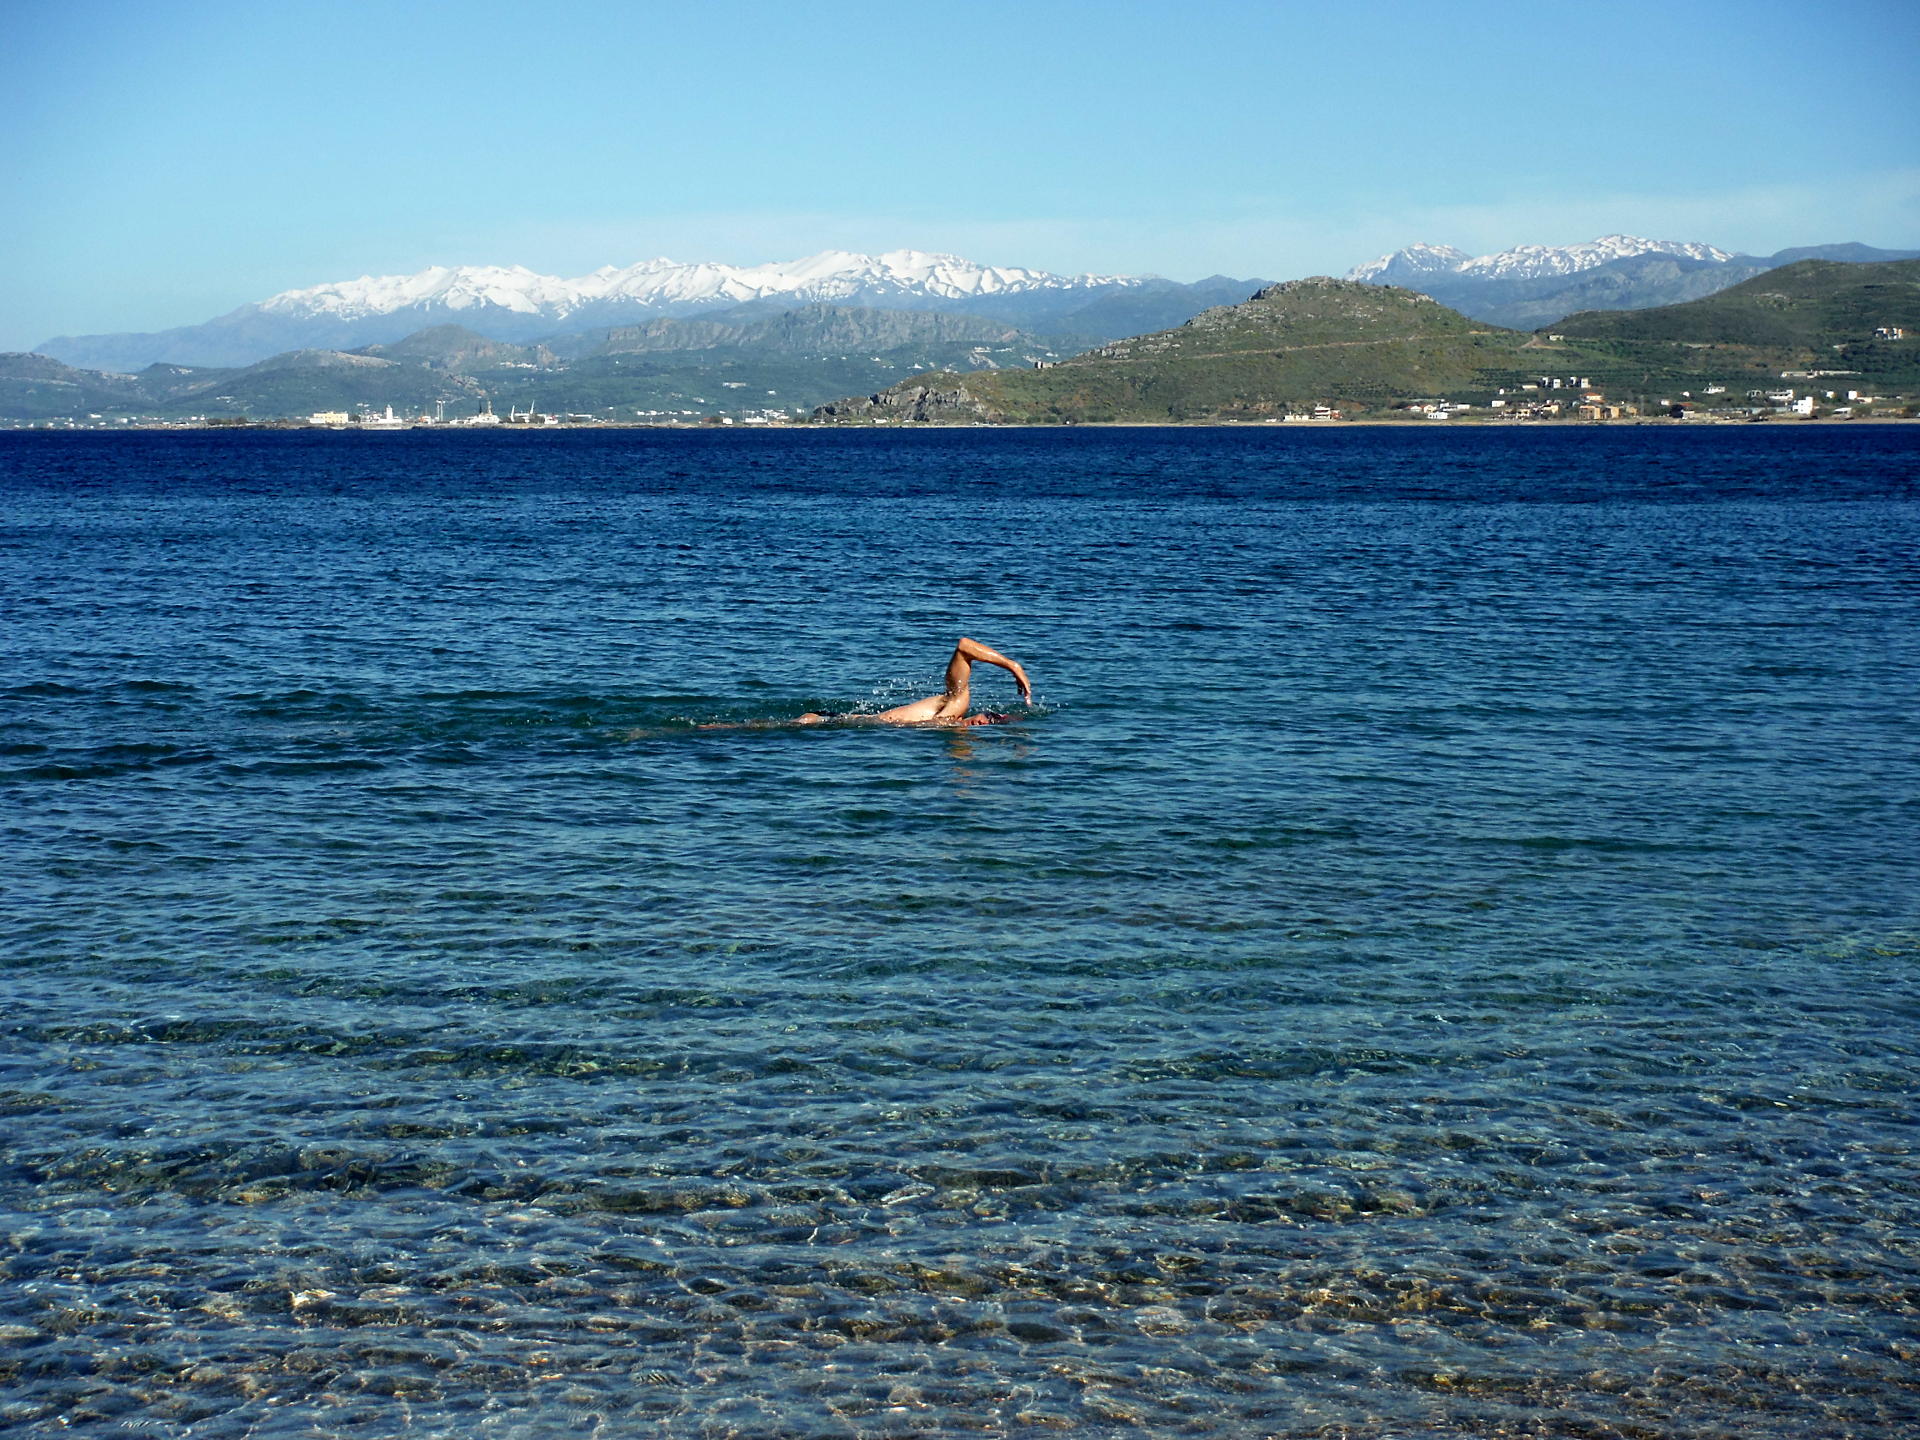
[1346,234,1736,282]
[9,239,1918,424]
[1345,235,1920,330]
[36,252,1260,373]
[34,237,1919,378]
[9,258,1916,426]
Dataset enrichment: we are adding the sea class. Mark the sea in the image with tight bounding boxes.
[2,424,1917,1438]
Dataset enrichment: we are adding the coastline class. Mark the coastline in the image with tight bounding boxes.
[5,415,1915,434]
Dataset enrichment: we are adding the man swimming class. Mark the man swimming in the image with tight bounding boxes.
[684,638,1031,733]
[796,636,1032,727]
[794,637,1036,725]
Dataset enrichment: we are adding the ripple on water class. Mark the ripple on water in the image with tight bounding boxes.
[2,427,1918,1436]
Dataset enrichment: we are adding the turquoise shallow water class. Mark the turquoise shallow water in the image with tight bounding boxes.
[2,425,1918,1437]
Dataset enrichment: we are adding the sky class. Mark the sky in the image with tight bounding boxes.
[3,0,1917,350]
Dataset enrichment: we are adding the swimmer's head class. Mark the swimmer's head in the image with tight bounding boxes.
[965,711,1012,726]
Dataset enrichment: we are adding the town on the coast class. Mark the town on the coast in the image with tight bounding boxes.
[5,242,1915,429]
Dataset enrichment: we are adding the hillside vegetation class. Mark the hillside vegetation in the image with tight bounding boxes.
[1545,260,1920,397]
[1552,259,1920,346]
[821,281,1491,422]
[818,279,1554,422]
[0,308,1075,422]
[814,264,1920,424]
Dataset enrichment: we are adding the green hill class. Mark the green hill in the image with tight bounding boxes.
[177,349,474,417]
[1549,259,1920,393]
[0,353,151,419]
[0,346,485,422]
[1553,258,1920,346]
[815,278,1559,422]
[814,267,1920,424]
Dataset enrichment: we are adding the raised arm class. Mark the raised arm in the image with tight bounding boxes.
[945,636,1032,706]
[867,636,1036,724]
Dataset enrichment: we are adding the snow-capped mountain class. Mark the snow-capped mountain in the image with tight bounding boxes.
[1459,235,1734,279]
[1339,235,1780,329]
[260,249,1139,323]
[1348,235,1734,284]
[39,251,1153,371]
[1343,243,1470,284]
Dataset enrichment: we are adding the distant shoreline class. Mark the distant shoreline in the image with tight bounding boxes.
[5,416,1915,434]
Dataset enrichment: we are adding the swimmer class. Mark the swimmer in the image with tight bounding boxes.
[801,637,1032,727]
[697,637,1032,730]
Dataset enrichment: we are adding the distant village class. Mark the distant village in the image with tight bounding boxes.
[1366,371,1898,425]
[17,401,804,432]
[298,401,796,430]
[7,325,1911,431]
[17,384,1911,430]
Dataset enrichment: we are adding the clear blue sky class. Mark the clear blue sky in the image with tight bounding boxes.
[4,0,1916,349]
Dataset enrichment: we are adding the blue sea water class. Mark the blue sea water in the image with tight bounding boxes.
[1,424,1917,1438]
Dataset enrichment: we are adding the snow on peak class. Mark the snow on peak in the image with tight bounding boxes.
[1457,235,1735,279]
[1347,235,1734,284]
[1345,244,1471,282]
[250,251,1143,322]
[259,265,580,318]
